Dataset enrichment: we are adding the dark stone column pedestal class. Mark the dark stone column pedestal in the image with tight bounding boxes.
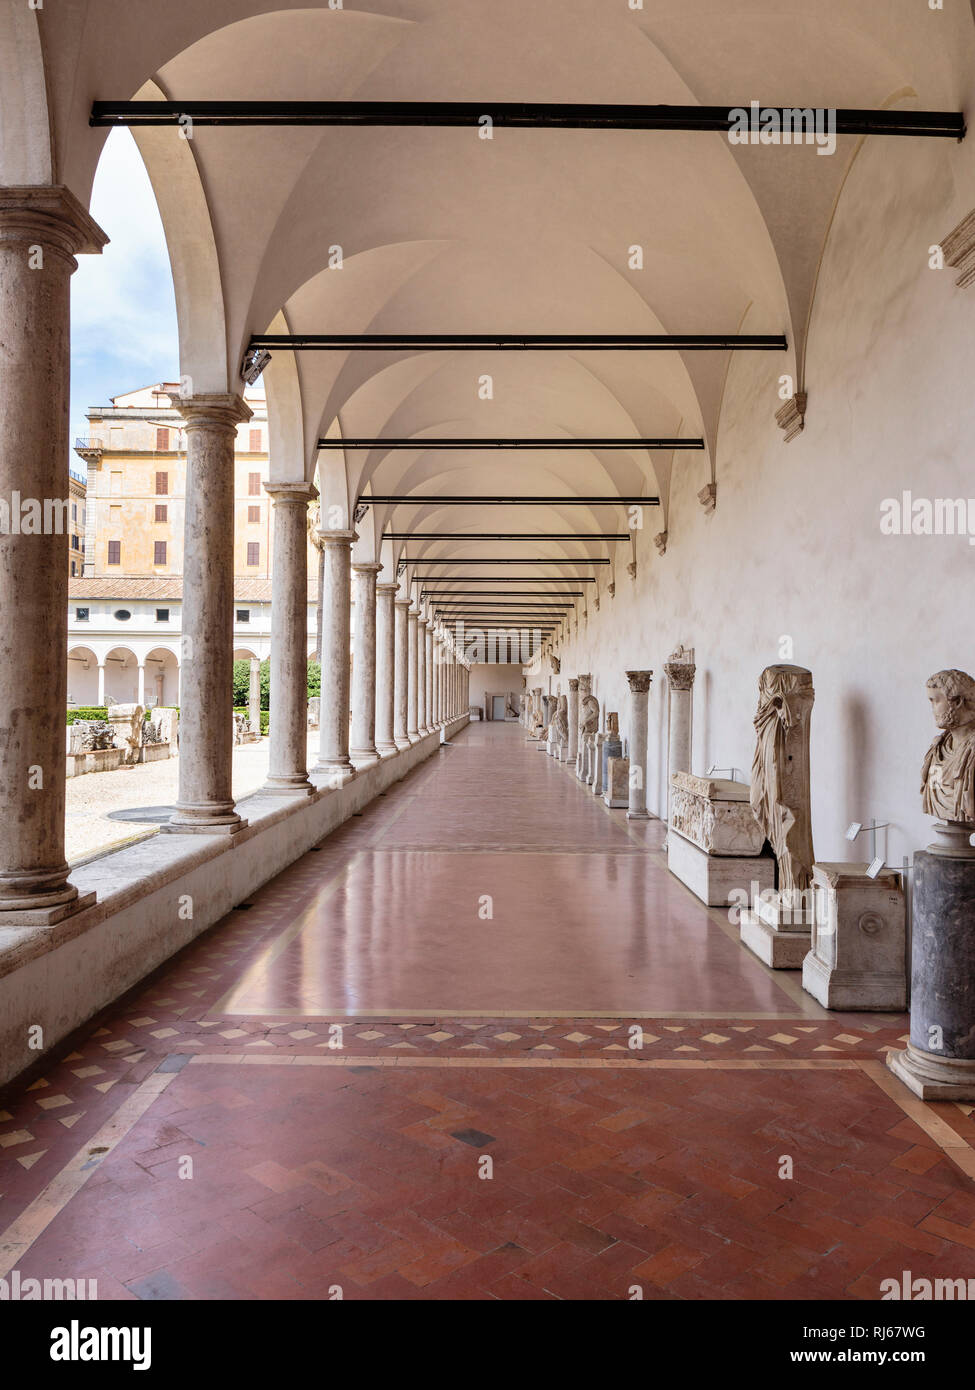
[887,850,975,1100]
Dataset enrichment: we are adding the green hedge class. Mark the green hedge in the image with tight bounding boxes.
[66,707,108,724]
[232,659,319,711]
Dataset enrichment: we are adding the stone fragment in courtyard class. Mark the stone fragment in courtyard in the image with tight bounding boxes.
[802,862,906,1010]
[667,771,774,907]
[740,665,817,967]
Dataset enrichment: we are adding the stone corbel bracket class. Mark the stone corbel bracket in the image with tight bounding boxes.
[653,530,668,556]
[697,482,717,514]
[941,208,975,288]
[775,390,807,443]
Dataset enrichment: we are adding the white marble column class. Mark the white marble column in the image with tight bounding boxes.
[350,562,382,766]
[393,598,411,748]
[169,393,253,832]
[567,677,580,766]
[423,620,434,733]
[0,188,105,919]
[313,529,356,783]
[625,670,653,821]
[417,617,428,735]
[407,605,420,743]
[663,652,696,824]
[263,483,315,794]
[375,582,398,756]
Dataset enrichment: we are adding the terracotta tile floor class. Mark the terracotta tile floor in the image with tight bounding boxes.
[1,722,973,1301]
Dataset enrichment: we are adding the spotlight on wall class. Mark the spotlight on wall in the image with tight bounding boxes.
[242,347,272,385]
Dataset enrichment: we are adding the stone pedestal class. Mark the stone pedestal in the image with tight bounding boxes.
[605,756,630,809]
[802,863,906,1011]
[741,890,815,969]
[669,833,774,908]
[887,852,975,1099]
[592,732,607,798]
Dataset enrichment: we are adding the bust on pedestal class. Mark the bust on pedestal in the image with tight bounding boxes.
[888,669,975,1100]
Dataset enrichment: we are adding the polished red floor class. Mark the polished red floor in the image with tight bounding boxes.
[1,722,973,1301]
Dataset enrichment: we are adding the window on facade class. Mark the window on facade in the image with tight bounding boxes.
[237,610,250,624]
[246,542,260,566]
[155,471,168,495]
[70,561,76,577]
[248,505,261,524]
[114,610,132,621]
[248,472,261,496]
[156,428,170,452]
[76,608,89,621]
[154,541,167,566]
[155,504,168,523]
[71,504,77,521]
[107,540,121,565]
[249,428,262,452]
[71,534,80,550]
[156,608,170,623]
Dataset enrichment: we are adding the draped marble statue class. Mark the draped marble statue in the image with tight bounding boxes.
[921,668,975,854]
[551,694,569,756]
[578,692,600,781]
[749,664,816,894]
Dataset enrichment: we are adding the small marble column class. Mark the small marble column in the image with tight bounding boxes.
[663,651,696,824]
[313,529,356,783]
[169,393,253,832]
[97,664,106,708]
[407,606,420,743]
[0,187,106,918]
[375,582,398,755]
[393,598,411,748]
[567,678,580,766]
[416,617,428,734]
[248,659,261,734]
[625,670,653,821]
[423,620,434,733]
[350,562,382,766]
[263,483,315,794]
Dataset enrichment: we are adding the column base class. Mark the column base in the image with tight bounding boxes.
[312,761,357,788]
[163,814,248,836]
[350,748,380,768]
[393,737,411,750]
[887,1043,975,1101]
[376,742,398,759]
[626,808,650,821]
[0,891,96,928]
[260,777,316,797]
[407,732,420,745]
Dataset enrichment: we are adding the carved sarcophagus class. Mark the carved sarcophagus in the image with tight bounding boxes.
[669,771,765,856]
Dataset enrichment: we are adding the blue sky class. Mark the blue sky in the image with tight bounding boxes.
[70,129,179,459]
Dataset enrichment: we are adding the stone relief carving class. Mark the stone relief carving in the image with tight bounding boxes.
[70,720,115,753]
[749,664,815,893]
[669,771,765,856]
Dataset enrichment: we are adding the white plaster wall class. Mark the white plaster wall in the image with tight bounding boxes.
[468,663,524,714]
[551,134,975,872]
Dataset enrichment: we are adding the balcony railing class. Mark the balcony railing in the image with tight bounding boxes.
[74,436,105,452]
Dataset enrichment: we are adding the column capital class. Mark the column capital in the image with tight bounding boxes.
[626,669,653,693]
[351,561,383,575]
[316,527,357,546]
[264,481,317,504]
[0,185,107,256]
[663,661,697,691]
[394,596,412,610]
[376,581,399,595]
[176,393,253,431]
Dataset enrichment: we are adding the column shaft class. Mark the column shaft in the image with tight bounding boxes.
[417,619,428,734]
[393,599,410,748]
[407,608,419,741]
[314,529,356,780]
[0,188,105,915]
[375,584,397,754]
[626,670,653,821]
[170,393,252,831]
[350,563,382,765]
[264,484,315,794]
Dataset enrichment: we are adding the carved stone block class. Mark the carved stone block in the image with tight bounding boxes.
[801,863,906,1011]
[668,832,774,908]
[669,772,765,856]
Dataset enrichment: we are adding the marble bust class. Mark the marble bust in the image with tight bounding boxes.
[921,669,975,851]
[749,664,816,894]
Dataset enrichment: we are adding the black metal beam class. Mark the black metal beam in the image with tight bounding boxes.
[366,495,660,506]
[256,333,785,352]
[333,439,702,452]
[404,558,610,564]
[90,102,965,140]
[416,575,596,583]
[388,532,629,541]
[421,590,584,597]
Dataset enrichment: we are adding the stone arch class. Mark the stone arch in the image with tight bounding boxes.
[0,6,53,184]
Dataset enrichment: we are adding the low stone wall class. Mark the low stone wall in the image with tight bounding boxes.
[139,744,174,765]
[0,722,464,1086]
[66,748,124,779]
